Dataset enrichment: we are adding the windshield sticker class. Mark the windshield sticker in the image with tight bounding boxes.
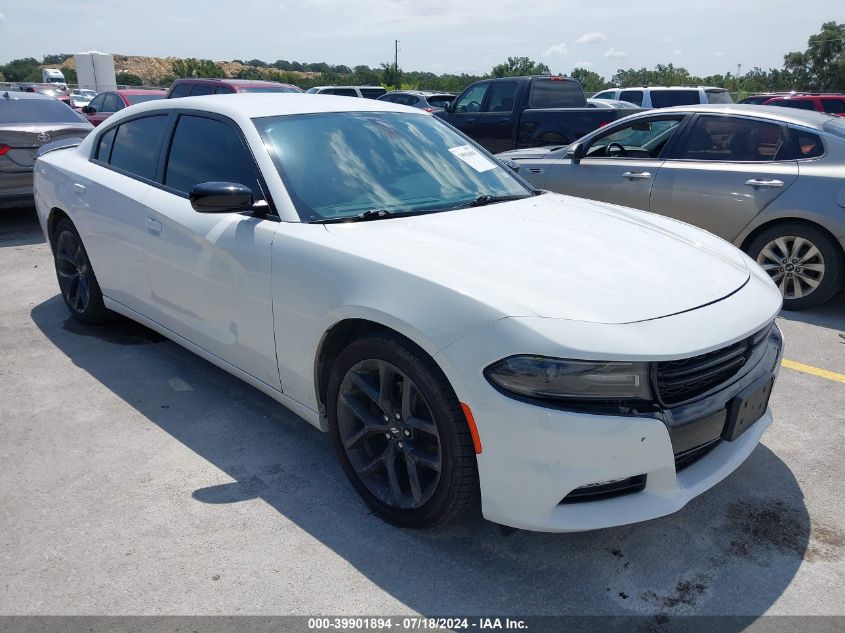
[448,145,497,172]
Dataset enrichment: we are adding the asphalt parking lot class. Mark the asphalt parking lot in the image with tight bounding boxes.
[1,206,844,619]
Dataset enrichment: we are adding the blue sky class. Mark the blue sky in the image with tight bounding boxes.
[0,0,840,78]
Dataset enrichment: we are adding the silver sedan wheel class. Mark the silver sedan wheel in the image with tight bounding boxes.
[756,235,825,300]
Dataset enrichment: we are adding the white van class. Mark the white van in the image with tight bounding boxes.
[306,85,387,99]
[591,86,732,108]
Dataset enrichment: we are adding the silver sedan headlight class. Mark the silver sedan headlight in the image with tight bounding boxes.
[484,356,652,402]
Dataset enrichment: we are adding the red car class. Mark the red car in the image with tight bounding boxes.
[166,78,303,98]
[762,94,845,117]
[80,89,165,126]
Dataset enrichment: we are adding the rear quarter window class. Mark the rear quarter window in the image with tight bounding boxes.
[360,88,387,99]
[791,128,824,159]
[705,90,733,104]
[650,90,700,108]
[529,79,585,108]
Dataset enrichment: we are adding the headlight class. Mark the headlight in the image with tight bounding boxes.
[484,356,652,402]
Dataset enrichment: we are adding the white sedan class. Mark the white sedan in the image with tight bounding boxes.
[33,94,784,532]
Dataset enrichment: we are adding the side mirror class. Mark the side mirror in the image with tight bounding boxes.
[189,182,254,213]
[82,105,95,114]
[499,157,521,174]
[565,142,585,163]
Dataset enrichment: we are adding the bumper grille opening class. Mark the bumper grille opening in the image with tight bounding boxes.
[560,474,647,504]
[674,438,721,472]
[655,323,773,406]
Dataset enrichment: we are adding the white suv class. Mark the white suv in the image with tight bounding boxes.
[592,86,732,108]
[306,85,387,99]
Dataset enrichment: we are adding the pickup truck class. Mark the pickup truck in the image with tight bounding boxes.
[436,75,638,154]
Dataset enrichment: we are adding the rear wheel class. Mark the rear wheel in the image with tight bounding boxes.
[53,218,111,324]
[747,223,843,310]
[327,333,479,528]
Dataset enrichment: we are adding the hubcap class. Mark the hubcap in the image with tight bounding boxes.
[756,235,825,300]
[55,231,90,314]
[337,359,442,510]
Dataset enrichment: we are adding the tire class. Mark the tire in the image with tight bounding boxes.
[327,332,479,528]
[53,218,111,324]
[746,222,843,311]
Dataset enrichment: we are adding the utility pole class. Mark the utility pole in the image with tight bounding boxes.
[394,40,400,90]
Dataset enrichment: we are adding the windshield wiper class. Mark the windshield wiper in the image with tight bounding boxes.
[310,209,396,224]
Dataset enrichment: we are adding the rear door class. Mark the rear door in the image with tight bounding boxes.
[543,114,686,210]
[473,80,520,153]
[650,113,799,241]
[141,113,281,390]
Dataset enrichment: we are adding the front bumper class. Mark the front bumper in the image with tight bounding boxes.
[435,281,783,532]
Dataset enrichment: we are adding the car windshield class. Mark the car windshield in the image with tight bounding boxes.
[124,94,164,105]
[0,98,89,124]
[822,118,845,140]
[254,111,532,222]
[238,86,302,93]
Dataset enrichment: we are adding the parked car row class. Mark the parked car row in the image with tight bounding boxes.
[33,93,784,532]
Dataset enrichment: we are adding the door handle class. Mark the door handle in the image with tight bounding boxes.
[466,118,475,125]
[745,179,784,188]
[528,168,544,174]
[622,171,652,180]
[144,217,162,235]
[73,183,85,196]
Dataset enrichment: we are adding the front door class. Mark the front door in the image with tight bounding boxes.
[442,81,490,142]
[141,113,281,391]
[650,114,799,241]
[544,115,686,210]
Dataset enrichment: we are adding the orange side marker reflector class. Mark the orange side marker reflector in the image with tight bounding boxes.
[460,403,483,454]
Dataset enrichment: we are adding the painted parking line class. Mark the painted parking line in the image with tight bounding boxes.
[782,359,845,384]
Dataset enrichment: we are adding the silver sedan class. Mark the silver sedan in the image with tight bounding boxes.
[500,105,845,310]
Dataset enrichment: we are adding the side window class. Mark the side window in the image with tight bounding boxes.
[593,91,616,100]
[190,84,214,96]
[790,128,824,159]
[585,118,683,159]
[164,115,263,200]
[821,99,845,114]
[328,88,357,97]
[484,81,518,113]
[676,116,788,162]
[214,86,235,94]
[95,127,116,162]
[88,94,105,112]
[169,84,190,98]
[109,115,169,180]
[102,93,121,112]
[776,99,816,111]
[454,83,488,113]
[619,90,644,106]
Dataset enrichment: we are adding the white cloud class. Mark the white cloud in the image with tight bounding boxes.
[661,36,672,44]
[672,49,683,56]
[604,47,628,59]
[575,32,607,45]
[574,61,593,68]
[715,51,726,57]
[0,11,6,24]
[543,42,568,57]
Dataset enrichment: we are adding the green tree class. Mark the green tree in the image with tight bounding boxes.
[116,72,143,86]
[570,68,606,93]
[42,53,71,66]
[783,21,845,90]
[171,58,225,79]
[381,61,401,90]
[0,58,42,82]
[491,56,550,78]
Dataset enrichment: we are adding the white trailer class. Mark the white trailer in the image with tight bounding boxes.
[74,51,117,93]
[41,68,66,89]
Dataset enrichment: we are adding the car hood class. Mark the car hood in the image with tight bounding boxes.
[323,194,751,324]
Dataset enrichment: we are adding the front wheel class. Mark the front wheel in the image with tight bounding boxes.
[327,333,479,528]
[53,218,111,324]
[747,223,843,310]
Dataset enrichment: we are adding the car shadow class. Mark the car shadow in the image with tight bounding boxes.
[0,206,46,247]
[30,295,814,623]
[778,292,845,331]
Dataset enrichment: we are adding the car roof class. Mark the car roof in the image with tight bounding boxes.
[117,92,420,119]
[1,90,56,101]
[171,78,295,88]
[628,103,836,128]
[766,94,844,100]
[115,89,166,95]
[311,85,385,89]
